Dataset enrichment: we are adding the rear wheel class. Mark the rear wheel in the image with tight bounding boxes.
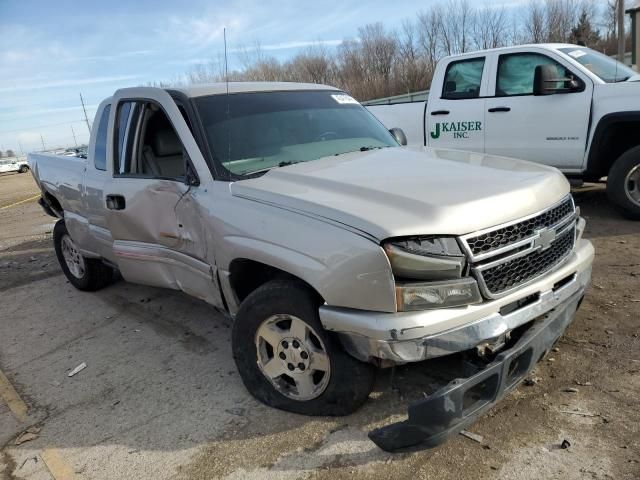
[607,146,640,220]
[232,279,375,416]
[53,220,113,291]
[18,165,29,174]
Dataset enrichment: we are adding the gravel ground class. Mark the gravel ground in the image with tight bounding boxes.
[0,172,638,480]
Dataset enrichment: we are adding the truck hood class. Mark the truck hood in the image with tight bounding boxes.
[231,146,569,240]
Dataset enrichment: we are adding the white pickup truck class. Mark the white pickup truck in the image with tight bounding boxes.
[368,43,640,219]
[0,157,29,174]
[29,83,593,451]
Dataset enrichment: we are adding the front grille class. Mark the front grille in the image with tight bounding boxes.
[478,225,575,296]
[465,197,574,257]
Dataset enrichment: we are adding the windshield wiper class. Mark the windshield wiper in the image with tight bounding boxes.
[240,160,300,176]
[333,146,388,157]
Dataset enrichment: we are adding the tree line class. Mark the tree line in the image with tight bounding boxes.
[178,0,629,101]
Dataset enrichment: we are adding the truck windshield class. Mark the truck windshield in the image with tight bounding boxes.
[559,47,636,83]
[194,90,398,177]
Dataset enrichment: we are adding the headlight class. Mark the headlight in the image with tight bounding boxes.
[383,236,466,280]
[383,236,482,311]
[396,278,482,311]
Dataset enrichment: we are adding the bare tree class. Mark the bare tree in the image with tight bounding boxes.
[523,0,548,43]
[6,149,15,157]
[417,7,442,75]
[396,20,429,93]
[358,23,397,98]
[473,4,509,50]
[288,45,337,84]
[546,0,578,43]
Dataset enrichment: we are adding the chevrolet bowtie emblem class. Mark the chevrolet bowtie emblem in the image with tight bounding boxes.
[533,227,557,251]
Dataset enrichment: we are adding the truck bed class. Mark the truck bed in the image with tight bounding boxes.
[28,152,85,214]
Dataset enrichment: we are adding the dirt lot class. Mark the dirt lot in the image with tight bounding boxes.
[0,171,638,480]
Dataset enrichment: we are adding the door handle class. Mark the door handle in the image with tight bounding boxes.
[106,194,126,210]
[488,107,511,113]
[431,110,450,116]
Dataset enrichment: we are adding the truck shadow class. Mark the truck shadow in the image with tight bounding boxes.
[572,184,640,238]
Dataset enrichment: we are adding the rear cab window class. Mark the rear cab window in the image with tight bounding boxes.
[442,58,485,100]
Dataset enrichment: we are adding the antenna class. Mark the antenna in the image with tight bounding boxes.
[224,27,229,93]
[224,27,231,167]
[71,125,78,147]
[80,93,92,133]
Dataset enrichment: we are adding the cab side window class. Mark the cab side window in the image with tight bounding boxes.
[442,58,485,100]
[496,53,572,96]
[94,105,110,171]
[114,101,186,180]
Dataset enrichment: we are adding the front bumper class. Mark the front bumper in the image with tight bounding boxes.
[319,239,593,364]
[368,288,584,451]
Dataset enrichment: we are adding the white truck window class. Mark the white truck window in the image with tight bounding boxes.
[496,53,571,96]
[442,58,485,100]
[94,105,110,171]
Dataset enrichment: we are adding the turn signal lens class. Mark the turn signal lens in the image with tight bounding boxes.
[396,278,482,311]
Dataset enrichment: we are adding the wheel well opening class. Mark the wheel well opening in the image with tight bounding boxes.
[228,259,323,304]
[44,192,63,216]
[591,121,640,179]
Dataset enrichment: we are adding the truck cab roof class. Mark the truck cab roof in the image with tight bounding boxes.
[441,43,582,60]
[168,82,340,99]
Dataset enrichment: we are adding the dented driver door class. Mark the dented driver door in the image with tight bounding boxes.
[103,89,222,307]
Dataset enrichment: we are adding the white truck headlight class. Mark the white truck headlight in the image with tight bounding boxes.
[396,278,482,311]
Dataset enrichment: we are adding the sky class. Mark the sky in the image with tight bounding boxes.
[0,0,523,154]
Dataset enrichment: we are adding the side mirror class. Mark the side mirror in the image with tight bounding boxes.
[389,127,407,146]
[534,64,580,96]
[185,161,200,187]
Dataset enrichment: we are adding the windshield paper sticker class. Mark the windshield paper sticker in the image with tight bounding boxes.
[331,94,359,105]
[430,121,482,140]
[567,49,587,59]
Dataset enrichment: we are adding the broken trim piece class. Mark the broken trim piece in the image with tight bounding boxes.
[368,289,584,452]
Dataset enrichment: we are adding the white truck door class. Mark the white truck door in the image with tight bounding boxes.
[425,55,487,153]
[484,50,592,171]
[104,89,222,307]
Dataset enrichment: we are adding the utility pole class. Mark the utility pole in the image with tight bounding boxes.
[40,135,46,152]
[18,141,24,155]
[71,125,78,146]
[619,0,626,63]
[80,93,92,133]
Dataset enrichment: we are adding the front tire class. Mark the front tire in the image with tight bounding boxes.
[607,146,640,220]
[232,279,375,416]
[18,165,29,174]
[53,220,113,291]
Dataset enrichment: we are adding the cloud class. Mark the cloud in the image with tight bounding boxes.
[75,50,155,62]
[253,40,343,51]
[0,75,142,94]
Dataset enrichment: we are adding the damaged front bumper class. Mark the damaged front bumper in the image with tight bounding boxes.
[318,239,593,452]
[319,240,593,364]
[367,288,585,451]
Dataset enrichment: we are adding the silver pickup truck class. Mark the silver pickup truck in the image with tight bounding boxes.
[29,83,594,451]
